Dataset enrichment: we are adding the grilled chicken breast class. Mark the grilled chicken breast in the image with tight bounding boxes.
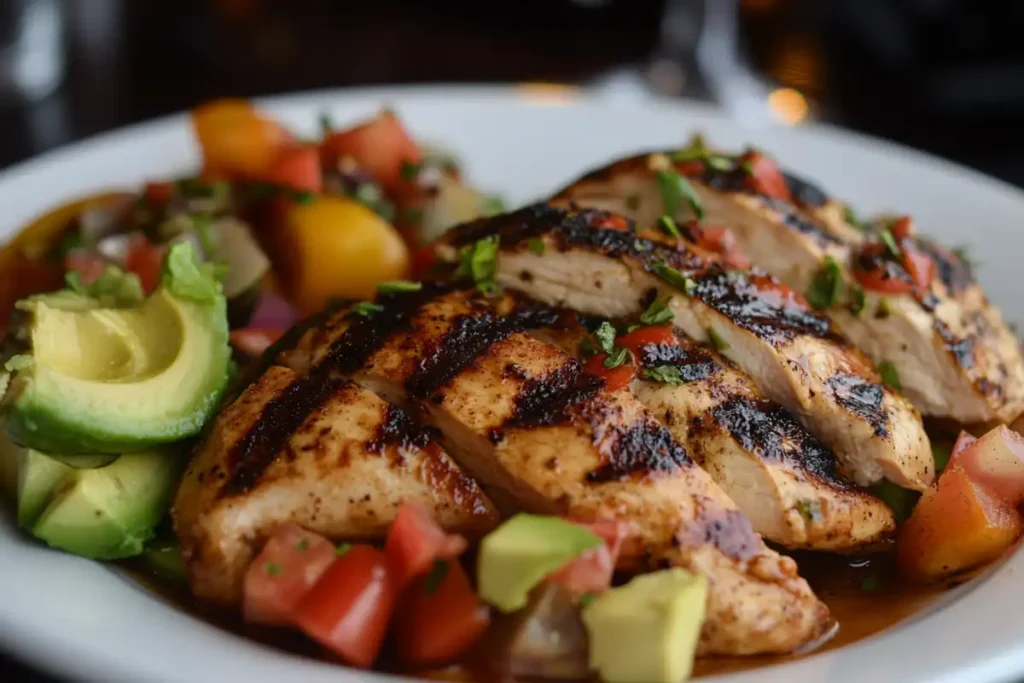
[437,205,934,491]
[552,147,1024,425]
[173,364,498,605]
[537,316,895,551]
[281,286,831,655]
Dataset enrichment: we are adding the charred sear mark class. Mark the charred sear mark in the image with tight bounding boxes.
[503,361,604,434]
[323,282,453,375]
[637,342,721,383]
[679,496,761,561]
[445,204,704,275]
[587,419,691,483]
[756,196,843,247]
[935,319,977,371]
[367,403,434,454]
[826,373,889,437]
[916,239,974,294]
[221,373,345,496]
[405,301,561,400]
[709,396,852,489]
[693,266,836,343]
[782,171,829,208]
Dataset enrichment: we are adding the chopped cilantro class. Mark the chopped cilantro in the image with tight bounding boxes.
[263,562,283,577]
[705,154,734,171]
[377,280,422,295]
[844,205,863,231]
[352,301,384,317]
[399,160,422,181]
[850,284,866,316]
[658,215,682,240]
[880,227,901,258]
[669,135,710,162]
[642,365,683,385]
[651,262,697,296]
[739,160,755,175]
[707,327,729,352]
[633,239,650,252]
[594,321,617,354]
[319,112,333,135]
[527,238,546,256]
[805,256,844,311]
[604,346,631,369]
[878,361,901,390]
[423,559,450,594]
[579,337,599,359]
[654,169,704,219]
[295,538,309,552]
[579,593,598,607]
[639,296,675,326]
[292,190,315,205]
[455,236,500,288]
[870,480,920,524]
[335,543,352,557]
[481,194,506,217]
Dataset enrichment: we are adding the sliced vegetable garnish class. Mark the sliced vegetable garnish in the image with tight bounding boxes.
[654,169,704,219]
[806,256,843,311]
[377,280,422,294]
[651,262,697,295]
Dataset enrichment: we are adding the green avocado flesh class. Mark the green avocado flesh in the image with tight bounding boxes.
[17,447,181,560]
[0,244,231,454]
[477,513,602,613]
[582,568,708,683]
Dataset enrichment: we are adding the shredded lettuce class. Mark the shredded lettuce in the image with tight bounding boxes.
[161,242,223,305]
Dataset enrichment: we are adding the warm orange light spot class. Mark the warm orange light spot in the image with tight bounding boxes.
[515,83,581,106]
[768,87,810,125]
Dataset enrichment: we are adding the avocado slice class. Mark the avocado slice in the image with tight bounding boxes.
[477,513,602,613]
[30,450,182,559]
[0,243,231,454]
[582,568,708,683]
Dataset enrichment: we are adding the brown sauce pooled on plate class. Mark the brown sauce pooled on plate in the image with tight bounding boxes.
[120,549,970,681]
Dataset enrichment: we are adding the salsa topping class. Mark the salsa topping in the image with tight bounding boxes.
[853,216,936,296]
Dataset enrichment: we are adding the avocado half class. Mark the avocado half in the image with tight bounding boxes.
[0,243,231,454]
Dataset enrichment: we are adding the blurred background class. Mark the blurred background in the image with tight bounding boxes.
[0,0,1023,184]
[1,0,1023,678]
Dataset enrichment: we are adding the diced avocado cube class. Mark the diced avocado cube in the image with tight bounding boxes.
[478,513,602,612]
[582,568,708,683]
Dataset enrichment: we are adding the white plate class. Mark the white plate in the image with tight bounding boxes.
[1,85,1023,683]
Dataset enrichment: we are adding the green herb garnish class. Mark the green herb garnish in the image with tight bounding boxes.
[263,562,283,577]
[850,284,866,316]
[352,301,384,317]
[399,160,422,181]
[579,337,599,359]
[880,227,901,258]
[707,327,729,352]
[527,238,546,256]
[292,191,315,205]
[844,205,862,232]
[335,543,352,557]
[658,215,682,240]
[319,112,333,135]
[633,239,650,252]
[794,499,822,523]
[639,296,675,326]
[805,256,844,311]
[870,480,920,524]
[875,298,891,319]
[295,538,310,552]
[642,365,683,385]
[579,593,598,607]
[594,321,617,354]
[424,560,449,594]
[654,169,704,219]
[860,570,880,592]
[604,346,631,369]
[481,194,506,217]
[455,236,500,286]
[878,361,901,390]
[670,136,710,162]
[377,280,422,295]
[651,262,697,296]
[706,155,734,172]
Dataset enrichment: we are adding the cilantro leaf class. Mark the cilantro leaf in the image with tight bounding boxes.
[527,238,545,256]
[594,321,617,354]
[639,296,675,326]
[377,280,422,295]
[880,227,902,258]
[642,365,683,385]
[658,215,682,240]
[352,301,384,317]
[654,169,704,219]
[604,346,631,369]
[850,284,866,316]
[805,256,843,311]
[651,262,697,295]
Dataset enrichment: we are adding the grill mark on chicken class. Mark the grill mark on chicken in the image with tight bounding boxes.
[636,341,722,383]
[707,396,852,490]
[405,302,561,400]
[693,266,837,344]
[220,373,345,496]
[366,403,434,454]
[826,373,888,437]
[782,171,829,208]
[935,319,976,369]
[497,360,604,440]
[585,417,692,483]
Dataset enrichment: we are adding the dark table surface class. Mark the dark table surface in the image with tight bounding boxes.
[4,1,1024,680]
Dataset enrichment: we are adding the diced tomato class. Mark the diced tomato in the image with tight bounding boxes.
[617,326,679,358]
[853,265,914,295]
[242,524,338,626]
[903,245,936,291]
[124,233,165,293]
[230,328,285,358]
[590,213,630,231]
[410,245,439,278]
[385,502,467,588]
[65,248,107,285]
[264,145,323,193]
[320,110,423,191]
[889,216,915,240]
[293,544,397,668]
[144,181,175,207]
[674,161,705,176]
[393,561,490,667]
[748,273,810,311]
[739,151,792,202]
[897,463,1022,582]
[545,519,629,596]
[583,353,636,392]
[191,99,290,179]
[951,425,1024,506]
[695,225,751,269]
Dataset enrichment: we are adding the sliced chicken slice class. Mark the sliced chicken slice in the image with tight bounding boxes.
[173,364,498,606]
[537,316,895,552]
[436,205,934,491]
[283,288,831,655]
[553,147,1024,425]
